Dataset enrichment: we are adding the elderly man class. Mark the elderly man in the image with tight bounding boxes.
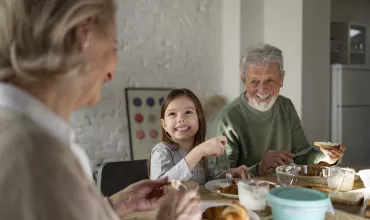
[211,43,346,176]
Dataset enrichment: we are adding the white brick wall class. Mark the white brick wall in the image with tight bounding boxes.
[69,0,222,171]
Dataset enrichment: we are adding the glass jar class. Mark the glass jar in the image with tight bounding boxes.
[237,179,269,211]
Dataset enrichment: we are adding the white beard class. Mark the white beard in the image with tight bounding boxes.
[247,95,277,112]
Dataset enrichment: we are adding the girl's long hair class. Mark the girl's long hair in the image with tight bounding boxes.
[147,88,211,181]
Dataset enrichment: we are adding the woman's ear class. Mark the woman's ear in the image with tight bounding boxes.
[75,17,94,50]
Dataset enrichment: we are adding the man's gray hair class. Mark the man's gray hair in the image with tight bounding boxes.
[240,43,284,81]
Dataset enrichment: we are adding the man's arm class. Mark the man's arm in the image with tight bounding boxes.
[211,115,241,175]
[287,99,326,165]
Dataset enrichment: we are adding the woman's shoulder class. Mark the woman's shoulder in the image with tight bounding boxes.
[0,109,65,156]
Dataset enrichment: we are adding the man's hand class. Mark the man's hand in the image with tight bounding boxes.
[109,177,168,217]
[259,150,294,175]
[222,165,253,179]
[320,145,346,164]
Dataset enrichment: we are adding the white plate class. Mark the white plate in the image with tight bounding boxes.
[201,202,260,220]
[204,179,277,199]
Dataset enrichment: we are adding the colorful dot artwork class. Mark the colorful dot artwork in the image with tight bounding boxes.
[159,97,165,105]
[149,129,158,139]
[136,129,145,140]
[148,113,157,124]
[133,97,142,107]
[146,97,155,107]
[134,113,144,123]
[125,88,173,160]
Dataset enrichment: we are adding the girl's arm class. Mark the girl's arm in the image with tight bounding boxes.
[150,147,202,181]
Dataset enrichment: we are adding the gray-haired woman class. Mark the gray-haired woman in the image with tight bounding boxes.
[0,0,201,220]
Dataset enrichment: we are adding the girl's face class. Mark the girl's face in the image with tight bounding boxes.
[161,96,199,144]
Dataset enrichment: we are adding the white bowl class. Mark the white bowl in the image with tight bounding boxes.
[358,169,370,188]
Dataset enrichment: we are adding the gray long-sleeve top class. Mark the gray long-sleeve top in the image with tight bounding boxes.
[149,142,215,184]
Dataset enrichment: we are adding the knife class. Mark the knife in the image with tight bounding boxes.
[293,146,313,158]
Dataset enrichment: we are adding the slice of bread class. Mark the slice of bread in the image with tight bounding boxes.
[314,141,340,149]
[329,191,364,206]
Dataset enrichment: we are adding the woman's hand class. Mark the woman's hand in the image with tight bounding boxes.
[156,190,202,220]
[109,177,168,217]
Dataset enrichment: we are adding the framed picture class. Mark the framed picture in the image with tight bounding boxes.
[125,87,173,160]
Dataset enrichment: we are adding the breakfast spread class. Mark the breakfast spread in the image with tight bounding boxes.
[365,199,370,218]
[329,191,364,206]
[298,165,327,177]
[301,183,333,193]
[202,201,249,220]
[216,183,275,195]
[216,184,238,194]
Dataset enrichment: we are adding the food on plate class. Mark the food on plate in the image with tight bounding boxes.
[268,183,276,190]
[314,141,340,149]
[365,199,370,218]
[216,184,238,194]
[202,201,249,220]
[216,183,276,195]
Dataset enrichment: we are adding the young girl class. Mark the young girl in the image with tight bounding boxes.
[148,88,248,184]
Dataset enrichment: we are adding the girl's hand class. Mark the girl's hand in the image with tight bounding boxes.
[196,136,226,157]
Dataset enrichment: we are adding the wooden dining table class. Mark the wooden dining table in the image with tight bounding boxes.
[120,164,370,220]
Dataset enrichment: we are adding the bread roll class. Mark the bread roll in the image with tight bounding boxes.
[202,201,249,220]
[365,200,370,218]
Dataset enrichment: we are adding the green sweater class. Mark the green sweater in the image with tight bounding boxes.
[211,94,325,176]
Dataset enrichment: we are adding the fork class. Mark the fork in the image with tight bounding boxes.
[210,161,236,184]
[225,164,236,184]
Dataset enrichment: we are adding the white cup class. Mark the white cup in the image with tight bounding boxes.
[237,179,269,211]
[359,169,370,189]
[327,167,355,192]
[339,168,355,191]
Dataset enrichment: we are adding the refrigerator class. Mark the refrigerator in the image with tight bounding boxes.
[331,64,370,166]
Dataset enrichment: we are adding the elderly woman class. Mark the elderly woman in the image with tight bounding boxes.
[0,0,201,220]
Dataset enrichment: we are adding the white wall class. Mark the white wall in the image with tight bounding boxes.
[240,0,265,93]
[70,0,223,171]
[301,0,331,143]
[263,0,304,117]
[221,0,241,101]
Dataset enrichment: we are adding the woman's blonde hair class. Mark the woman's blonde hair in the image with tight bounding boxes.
[0,0,116,82]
